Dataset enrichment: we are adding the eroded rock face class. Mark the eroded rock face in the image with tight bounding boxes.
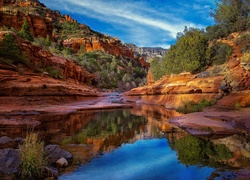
[0,31,97,97]
[64,36,135,60]
[126,34,250,109]
[0,0,53,38]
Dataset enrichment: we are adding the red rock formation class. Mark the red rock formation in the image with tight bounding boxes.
[0,31,96,96]
[138,56,150,68]
[64,15,77,23]
[64,36,135,60]
[0,0,53,38]
[125,34,250,109]
[0,0,150,65]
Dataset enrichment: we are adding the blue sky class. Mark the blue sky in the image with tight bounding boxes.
[39,0,216,48]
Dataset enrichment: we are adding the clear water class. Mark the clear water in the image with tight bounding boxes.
[60,138,214,180]
[1,104,247,179]
[58,106,242,180]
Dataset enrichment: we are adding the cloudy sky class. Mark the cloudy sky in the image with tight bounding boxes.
[39,0,216,49]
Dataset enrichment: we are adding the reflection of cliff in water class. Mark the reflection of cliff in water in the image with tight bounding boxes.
[0,110,96,146]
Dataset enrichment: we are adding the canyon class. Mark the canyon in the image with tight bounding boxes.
[0,0,249,179]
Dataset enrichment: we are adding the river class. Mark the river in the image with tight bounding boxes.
[0,103,249,179]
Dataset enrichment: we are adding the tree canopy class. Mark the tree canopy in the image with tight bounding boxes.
[150,27,209,80]
[18,19,34,42]
[207,0,250,39]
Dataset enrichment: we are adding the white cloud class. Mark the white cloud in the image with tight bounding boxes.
[40,0,214,48]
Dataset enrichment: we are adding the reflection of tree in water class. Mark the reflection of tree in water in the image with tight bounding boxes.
[170,135,233,168]
[62,109,147,144]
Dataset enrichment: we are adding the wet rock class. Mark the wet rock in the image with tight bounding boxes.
[0,148,20,174]
[56,157,68,167]
[45,145,73,164]
[43,166,58,178]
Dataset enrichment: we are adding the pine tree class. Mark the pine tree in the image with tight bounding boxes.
[18,19,34,42]
[0,33,23,64]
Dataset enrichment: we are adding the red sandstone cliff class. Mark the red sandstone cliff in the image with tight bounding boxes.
[0,31,97,97]
[126,33,250,108]
[0,0,145,63]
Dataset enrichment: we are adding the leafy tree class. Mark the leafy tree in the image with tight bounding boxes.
[209,0,250,39]
[149,58,165,81]
[18,19,34,42]
[163,27,208,75]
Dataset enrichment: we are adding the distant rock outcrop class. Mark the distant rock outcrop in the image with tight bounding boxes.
[126,43,168,62]
[64,36,135,60]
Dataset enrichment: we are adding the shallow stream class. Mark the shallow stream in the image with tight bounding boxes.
[1,104,249,179]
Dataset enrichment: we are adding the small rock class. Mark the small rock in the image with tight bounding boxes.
[56,158,68,167]
[43,166,58,178]
[45,145,73,164]
[13,137,24,143]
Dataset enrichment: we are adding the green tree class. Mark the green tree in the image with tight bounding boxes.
[18,19,34,42]
[149,57,165,81]
[160,27,208,77]
[210,0,250,37]
[0,33,24,65]
[45,35,51,47]
[206,42,232,65]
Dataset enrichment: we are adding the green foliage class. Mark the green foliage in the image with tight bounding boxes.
[241,52,250,63]
[45,35,51,47]
[236,33,250,53]
[18,133,47,179]
[208,0,250,39]
[0,33,29,66]
[150,27,209,80]
[149,58,165,81]
[17,19,34,42]
[206,42,233,65]
[174,135,233,167]
[45,66,64,79]
[76,51,146,90]
[177,99,215,114]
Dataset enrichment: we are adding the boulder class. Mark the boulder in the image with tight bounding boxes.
[0,148,20,174]
[45,145,73,164]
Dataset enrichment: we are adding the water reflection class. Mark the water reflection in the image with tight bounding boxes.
[0,105,249,179]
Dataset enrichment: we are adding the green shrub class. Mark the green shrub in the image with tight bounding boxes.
[19,133,47,179]
[45,66,63,79]
[177,99,215,114]
[236,33,250,53]
[206,42,232,65]
[241,52,250,63]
